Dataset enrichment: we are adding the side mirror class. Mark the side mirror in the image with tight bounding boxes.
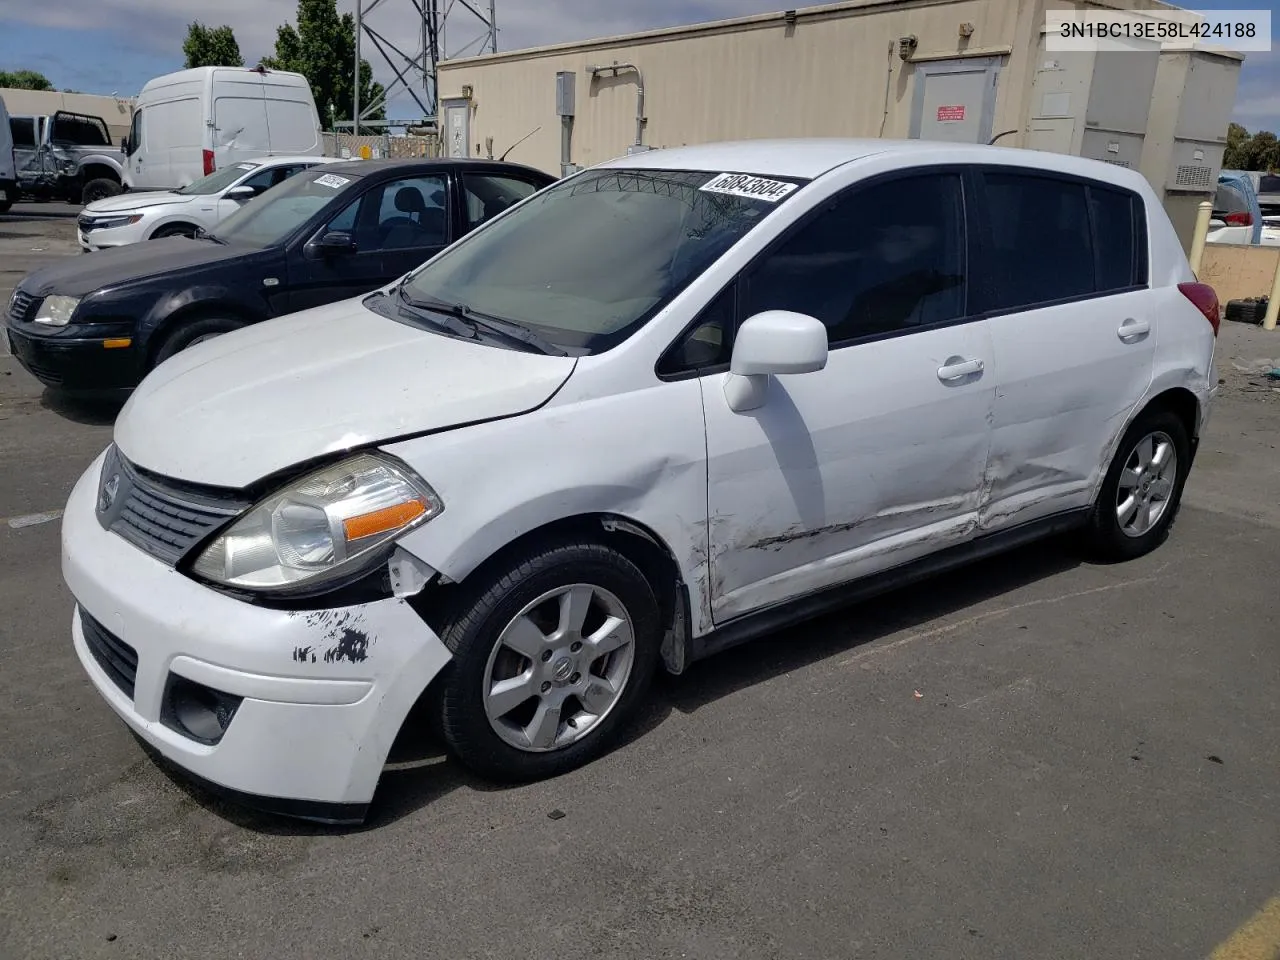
[120,136,130,155]
[723,310,828,412]
[225,185,256,202]
[312,230,357,257]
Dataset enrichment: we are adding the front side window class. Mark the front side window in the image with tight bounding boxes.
[741,173,967,345]
[981,173,1093,311]
[213,168,363,247]
[127,109,142,154]
[462,173,540,230]
[401,168,806,353]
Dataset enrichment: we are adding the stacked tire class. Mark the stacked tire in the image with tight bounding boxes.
[1225,297,1267,325]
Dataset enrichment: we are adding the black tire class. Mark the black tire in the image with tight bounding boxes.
[81,178,122,205]
[152,317,243,367]
[1084,408,1191,562]
[151,223,199,240]
[437,539,661,783]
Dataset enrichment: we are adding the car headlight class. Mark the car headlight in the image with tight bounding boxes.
[191,453,443,592]
[33,295,82,326]
[91,214,144,229]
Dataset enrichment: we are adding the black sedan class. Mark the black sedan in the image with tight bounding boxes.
[4,158,556,392]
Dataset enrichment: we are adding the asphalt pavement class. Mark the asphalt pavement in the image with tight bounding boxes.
[0,217,1277,959]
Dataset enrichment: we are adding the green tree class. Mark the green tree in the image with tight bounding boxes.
[261,0,385,129]
[183,22,245,69]
[0,69,54,90]
[1222,123,1280,172]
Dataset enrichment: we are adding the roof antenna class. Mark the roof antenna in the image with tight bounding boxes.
[500,126,541,161]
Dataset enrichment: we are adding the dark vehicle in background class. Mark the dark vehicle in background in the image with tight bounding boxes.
[10,110,126,205]
[4,158,556,391]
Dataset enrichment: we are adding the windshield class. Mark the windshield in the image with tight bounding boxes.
[175,162,260,196]
[213,168,362,248]
[401,167,806,353]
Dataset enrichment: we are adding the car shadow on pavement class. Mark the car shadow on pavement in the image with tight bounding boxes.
[655,535,1083,716]
[40,388,125,425]
[144,536,1082,836]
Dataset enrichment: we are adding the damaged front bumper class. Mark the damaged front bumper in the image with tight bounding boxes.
[61,450,453,823]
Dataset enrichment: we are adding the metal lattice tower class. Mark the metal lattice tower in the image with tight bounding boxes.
[349,0,497,132]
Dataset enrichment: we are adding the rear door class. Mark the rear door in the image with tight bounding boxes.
[972,167,1154,533]
[458,169,545,236]
[213,74,269,168]
[262,92,321,156]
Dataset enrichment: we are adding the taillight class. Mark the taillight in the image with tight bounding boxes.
[1178,281,1221,336]
[1224,211,1253,226]
[202,149,215,176]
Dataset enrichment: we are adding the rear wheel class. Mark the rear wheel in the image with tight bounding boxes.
[152,317,243,367]
[81,178,121,205]
[1084,408,1191,561]
[436,540,661,782]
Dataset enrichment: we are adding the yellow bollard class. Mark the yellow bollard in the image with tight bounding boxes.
[1188,199,1213,277]
[1263,253,1280,331]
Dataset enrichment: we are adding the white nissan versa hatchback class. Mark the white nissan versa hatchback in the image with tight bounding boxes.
[60,139,1219,823]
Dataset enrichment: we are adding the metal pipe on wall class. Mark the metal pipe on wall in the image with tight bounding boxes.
[587,61,645,148]
[353,0,362,136]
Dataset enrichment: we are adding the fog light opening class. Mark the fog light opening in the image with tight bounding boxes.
[161,674,243,745]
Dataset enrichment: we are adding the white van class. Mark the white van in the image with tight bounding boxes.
[0,94,16,212]
[121,66,322,191]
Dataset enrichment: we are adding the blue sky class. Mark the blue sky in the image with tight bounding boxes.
[2,0,1278,130]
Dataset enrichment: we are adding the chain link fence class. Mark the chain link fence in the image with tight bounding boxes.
[322,132,441,160]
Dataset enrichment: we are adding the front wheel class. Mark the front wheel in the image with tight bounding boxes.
[81,178,122,205]
[437,540,661,782]
[152,317,243,368]
[1084,408,1191,561]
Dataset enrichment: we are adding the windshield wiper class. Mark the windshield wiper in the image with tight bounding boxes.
[396,285,566,356]
[196,228,226,244]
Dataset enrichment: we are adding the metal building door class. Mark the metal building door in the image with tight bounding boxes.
[442,99,470,158]
[910,57,1001,144]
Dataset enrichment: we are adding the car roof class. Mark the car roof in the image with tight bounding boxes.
[316,157,548,177]
[236,155,339,168]
[596,138,1153,189]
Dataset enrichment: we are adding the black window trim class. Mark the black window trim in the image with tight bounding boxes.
[968,164,1149,320]
[655,163,984,381]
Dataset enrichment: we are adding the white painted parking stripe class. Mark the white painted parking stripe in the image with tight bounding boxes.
[6,510,63,529]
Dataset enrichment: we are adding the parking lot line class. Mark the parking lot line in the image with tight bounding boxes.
[1210,896,1280,960]
[5,509,63,529]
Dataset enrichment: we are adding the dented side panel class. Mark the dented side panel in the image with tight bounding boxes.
[979,288,1156,532]
[701,321,996,622]
[385,377,715,634]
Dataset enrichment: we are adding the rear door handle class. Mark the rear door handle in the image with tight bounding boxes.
[1118,317,1150,341]
[937,356,984,382]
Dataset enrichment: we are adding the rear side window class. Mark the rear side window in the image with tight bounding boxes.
[1090,186,1146,293]
[10,118,36,148]
[982,173,1093,310]
[1259,175,1280,194]
[979,171,1146,311]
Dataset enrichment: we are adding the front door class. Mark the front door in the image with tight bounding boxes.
[911,57,1001,144]
[699,170,996,622]
[287,171,452,313]
[972,168,1156,532]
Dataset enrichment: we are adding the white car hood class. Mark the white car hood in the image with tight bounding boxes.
[84,191,193,213]
[114,298,577,488]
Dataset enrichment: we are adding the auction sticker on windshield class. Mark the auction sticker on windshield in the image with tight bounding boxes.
[699,172,798,202]
[315,174,351,189]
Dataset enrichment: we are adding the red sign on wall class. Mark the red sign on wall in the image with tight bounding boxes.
[937,105,966,122]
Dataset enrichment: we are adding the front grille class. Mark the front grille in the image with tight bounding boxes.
[80,607,138,699]
[7,290,37,323]
[97,445,250,567]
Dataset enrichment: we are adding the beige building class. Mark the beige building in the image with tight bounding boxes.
[0,88,136,141]
[435,0,1243,246]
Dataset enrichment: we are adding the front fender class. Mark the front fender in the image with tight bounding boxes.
[141,284,273,345]
[384,377,716,637]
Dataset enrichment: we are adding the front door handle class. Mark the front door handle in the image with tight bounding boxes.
[1118,317,1150,341]
[937,356,984,382]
